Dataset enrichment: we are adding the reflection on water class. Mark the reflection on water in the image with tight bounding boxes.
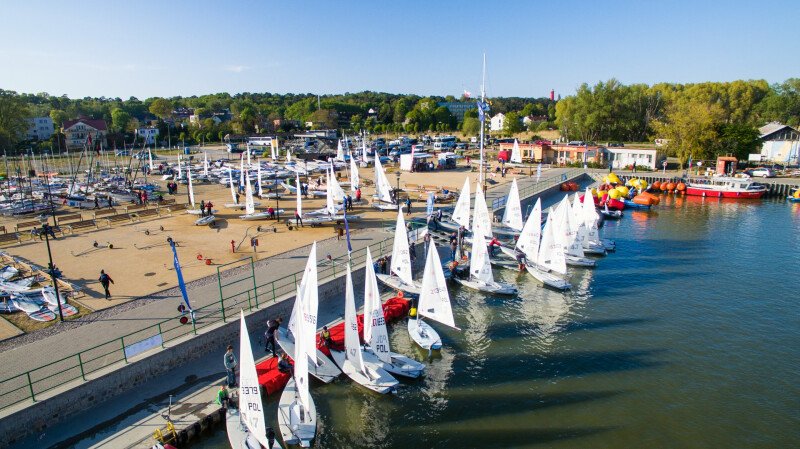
[194,197,800,449]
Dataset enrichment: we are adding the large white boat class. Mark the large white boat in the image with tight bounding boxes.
[685,177,767,199]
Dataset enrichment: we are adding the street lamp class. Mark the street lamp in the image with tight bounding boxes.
[395,171,401,205]
[39,217,64,322]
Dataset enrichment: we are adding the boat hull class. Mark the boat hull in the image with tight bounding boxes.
[525,265,572,291]
[685,187,766,199]
[454,278,518,295]
[277,378,317,448]
[361,348,425,379]
[276,328,341,383]
[375,273,421,295]
[329,350,399,394]
[407,318,441,350]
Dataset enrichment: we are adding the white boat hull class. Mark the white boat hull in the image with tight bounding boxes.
[329,350,399,394]
[195,215,216,226]
[276,328,341,383]
[525,264,572,291]
[407,318,441,350]
[361,347,425,379]
[187,208,218,215]
[454,278,518,295]
[278,378,317,448]
[373,202,399,210]
[565,255,597,268]
[375,273,421,295]
[239,211,279,221]
[225,202,261,209]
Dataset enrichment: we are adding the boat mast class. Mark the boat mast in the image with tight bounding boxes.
[479,53,486,192]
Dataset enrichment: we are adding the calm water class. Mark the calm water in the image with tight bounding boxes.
[195,196,800,448]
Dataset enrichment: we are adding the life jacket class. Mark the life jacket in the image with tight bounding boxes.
[409,307,417,317]
[322,329,331,340]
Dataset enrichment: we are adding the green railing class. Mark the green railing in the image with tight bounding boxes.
[490,168,586,212]
[0,227,424,412]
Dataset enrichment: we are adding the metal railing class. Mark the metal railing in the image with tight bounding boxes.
[490,168,585,211]
[0,225,429,413]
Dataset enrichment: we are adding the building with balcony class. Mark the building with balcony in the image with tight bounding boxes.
[25,117,54,141]
[62,118,107,150]
[135,127,160,145]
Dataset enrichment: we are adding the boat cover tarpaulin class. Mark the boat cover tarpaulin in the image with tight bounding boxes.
[255,356,292,396]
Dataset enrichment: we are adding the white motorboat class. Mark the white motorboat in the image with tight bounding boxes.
[408,241,459,350]
[329,264,399,394]
[227,312,283,449]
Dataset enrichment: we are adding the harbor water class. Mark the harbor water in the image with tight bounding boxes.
[194,196,800,448]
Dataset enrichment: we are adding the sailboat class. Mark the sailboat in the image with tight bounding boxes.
[501,178,523,232]
[539,207,569,278]
[497,198,571,290]
[510,139,523,164]
[372,156,398,210]
[226,311,282,449]
[408,241,459,350]
[375,210,423,294]
[328,264,399,394]
[276,243,342,383]
[454,222,518,295]
[277,288,317,448]
[583,189,617,251]
[574,192,607,255]
[556,195,596,267]
[439,177,470,233]
[239,171,273,220]
[361,248,425,378]
[349,156,360,194]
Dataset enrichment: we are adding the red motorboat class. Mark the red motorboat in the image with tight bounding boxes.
[685,177,767,199]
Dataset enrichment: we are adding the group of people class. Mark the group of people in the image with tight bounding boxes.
[198,200,214,216]
[165,181,179,195]
[427,208,444,230]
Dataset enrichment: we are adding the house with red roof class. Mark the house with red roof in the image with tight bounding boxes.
[62,117,108,150]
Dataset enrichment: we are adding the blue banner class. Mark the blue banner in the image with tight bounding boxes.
[476,100,490,122]
[169,239,194,319]
[343,211,352,254]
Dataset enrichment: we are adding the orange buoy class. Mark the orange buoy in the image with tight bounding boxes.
[676,182,686,191]
[665,182,676,191]
[560,183,569,191]
[397,291,404,298]
[652,181,661,190]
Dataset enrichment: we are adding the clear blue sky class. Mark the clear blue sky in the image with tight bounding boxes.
[1,0,797,99]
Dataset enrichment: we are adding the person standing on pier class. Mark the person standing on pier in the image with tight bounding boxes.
[99,270,114,300]
[224,345,237,387]
[264,317,282,356]
[200,200,206,217]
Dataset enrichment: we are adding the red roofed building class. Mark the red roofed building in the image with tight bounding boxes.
[63,117,108,150]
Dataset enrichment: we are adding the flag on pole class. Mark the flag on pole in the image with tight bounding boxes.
[476,100,490,122]
[169,238,194,322]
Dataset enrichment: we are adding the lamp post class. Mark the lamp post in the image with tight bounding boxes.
[304,159,309,198]
[395,171,401,205]
[39,218,64,322]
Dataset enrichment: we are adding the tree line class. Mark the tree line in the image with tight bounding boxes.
[555,78,800,163]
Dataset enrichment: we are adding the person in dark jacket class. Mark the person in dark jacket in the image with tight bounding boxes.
[99,269,114,299]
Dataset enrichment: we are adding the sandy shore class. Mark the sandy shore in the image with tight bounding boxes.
[0,157,524,334]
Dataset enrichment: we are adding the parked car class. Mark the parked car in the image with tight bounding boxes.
[750,167,776,178]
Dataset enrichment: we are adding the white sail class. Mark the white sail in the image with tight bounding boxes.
[203,152,208,176]
[350,156,360,192]
[286,149,292,163]
[336,140,344,161]
[301,242,319,364]
[244,171,255,215]
[238,311,271,448]
[364,248,391,364]
[516,198,541,260]
[229,168,237,204]
[390,210,413,285]
[559,195,584,257]
[325,169,336,215]
[374,157,393,203]
[510,139,523,163]
[246,144,251,166]
[294,296,311,413]
[501,178,523,231]
[344,265,365,373]
[469,223,494,284]
[473,182,493,238]
[239,154,245,186]
[418,242,457,329]
[187,166,195,207]
[361,137,368,160]
[539,209,567,275]
[571,193,588,248]
[257,164,264,197]
[148,148,154,171]
[176,155,182,179]
[288,284,302,340]
[451,177,471,228]
[329,163,346,202]
[583,188,601,242]
[295,172,302,217]
[270,140,277,160]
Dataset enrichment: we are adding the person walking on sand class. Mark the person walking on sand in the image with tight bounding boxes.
[99,269,114,300]
[200,200,206,216]
[224,344,237,387]
[205,201,213,216]
[295,210,303,227]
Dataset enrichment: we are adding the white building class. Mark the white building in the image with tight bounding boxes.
[26,117,54,141]
[606,147,662,170]
[490,113,505,132]
[136,127,160,145]
[758,122,799,165]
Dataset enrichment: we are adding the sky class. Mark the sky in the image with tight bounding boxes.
[1,0,798,100]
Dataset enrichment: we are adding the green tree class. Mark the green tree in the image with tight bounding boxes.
[462,117,480,136]
[716,124,760,160]
[49,109,69,128]
[503,111,524,135]
[0,90,30,150]
[393,99,409,124]
[111,108,131,133]
[652,98,724,165]
[148,98,173,119]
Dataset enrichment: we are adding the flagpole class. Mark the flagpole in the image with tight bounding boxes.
[479,53,486,193]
